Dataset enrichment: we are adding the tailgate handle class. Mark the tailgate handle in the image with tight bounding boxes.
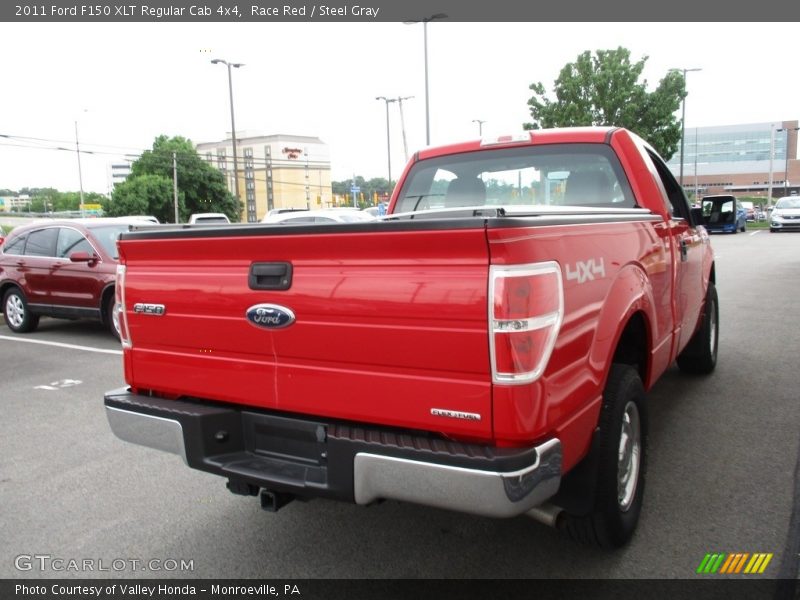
[249,262,293,290]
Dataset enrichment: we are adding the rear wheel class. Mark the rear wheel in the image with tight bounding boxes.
[676,281,718,375]
[3,287,40,333]
[560,364,648,548]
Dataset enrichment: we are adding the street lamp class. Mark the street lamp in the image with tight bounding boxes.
[396,95,414,162]
[211,58,244,209]
[776,126,800,197]
[405,13,447,146]
[74,120,85,216]
[671,67,702,188]
[472,119,486,136]
[376,96,397,184]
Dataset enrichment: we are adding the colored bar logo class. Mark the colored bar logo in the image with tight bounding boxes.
[697,553,773,574]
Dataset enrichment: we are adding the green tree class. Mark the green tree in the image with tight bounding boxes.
[107,135,240,223]
[524,47,686,160]
[332,176,393,207]
[105,174,184,222]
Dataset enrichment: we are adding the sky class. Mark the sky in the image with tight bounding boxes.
[1,21,797,195]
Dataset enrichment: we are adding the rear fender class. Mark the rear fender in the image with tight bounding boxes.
[590,263,657,390]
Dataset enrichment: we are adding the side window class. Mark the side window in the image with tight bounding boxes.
[56,228,93,258]
[2,234,27,255]
[646,149,691,221]
[24,228,58,257]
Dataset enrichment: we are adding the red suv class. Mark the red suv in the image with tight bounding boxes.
[0,218,146,338]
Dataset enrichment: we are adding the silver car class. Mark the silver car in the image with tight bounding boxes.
[770,196,800,232]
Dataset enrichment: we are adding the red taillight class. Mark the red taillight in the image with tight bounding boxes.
[115,264,132,348]
[489,262,563,384]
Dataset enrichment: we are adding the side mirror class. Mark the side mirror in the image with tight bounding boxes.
[690,207,704,226]
[69,251,99,264]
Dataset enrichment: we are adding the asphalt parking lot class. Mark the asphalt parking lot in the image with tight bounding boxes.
[0,230,798,586]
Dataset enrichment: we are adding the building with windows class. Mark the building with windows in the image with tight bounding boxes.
[196,133,332,223]
[0,194,30,212]
[666,120,799,203]
[108,161,132,193]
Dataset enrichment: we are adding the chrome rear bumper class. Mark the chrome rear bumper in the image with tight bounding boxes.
[105,387,562,518]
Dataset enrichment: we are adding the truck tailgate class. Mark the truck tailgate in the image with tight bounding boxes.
[119,224,492,439]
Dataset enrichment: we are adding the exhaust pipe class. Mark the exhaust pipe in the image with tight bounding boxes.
[260,489,294,512]
[526,503,564,528]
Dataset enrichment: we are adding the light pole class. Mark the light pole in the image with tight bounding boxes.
[405,13,447,146]
[693,127,699,202]
[74,120,85,216]
[472,119,486,136]
[671,67,701,188]
[776,126,800,197]
[376,96,397,184]
[396,95,413,162]
[767,123,776,208]
[211,58,244,210]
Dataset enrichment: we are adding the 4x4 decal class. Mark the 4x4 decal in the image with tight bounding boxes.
[565,258,606,284]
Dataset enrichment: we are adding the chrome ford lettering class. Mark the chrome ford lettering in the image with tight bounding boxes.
[430,408,482,421]
[246,304,296,329]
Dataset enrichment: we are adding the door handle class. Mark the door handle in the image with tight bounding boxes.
[680,239,689,262]
[249,262,293,290]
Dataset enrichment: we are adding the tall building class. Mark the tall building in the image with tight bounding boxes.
[197,133,332,223]
[108,161,132,193]
[666,120,799,202]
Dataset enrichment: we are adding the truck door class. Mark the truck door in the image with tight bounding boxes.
[644,150,706,355]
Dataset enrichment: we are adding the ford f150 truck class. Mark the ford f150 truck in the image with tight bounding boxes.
[104,127,717,548]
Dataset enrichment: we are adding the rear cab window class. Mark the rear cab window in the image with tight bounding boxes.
[394,143,636,213]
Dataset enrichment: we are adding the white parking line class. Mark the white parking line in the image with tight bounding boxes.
[749,230,761,236]
[0,335,122,355]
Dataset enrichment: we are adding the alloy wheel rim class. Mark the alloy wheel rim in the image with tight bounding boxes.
[6,295,25,328]
[111,302,121,338]
[709,299,717,357]
[617,400,641,511]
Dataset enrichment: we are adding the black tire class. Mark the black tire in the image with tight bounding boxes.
[676,281,718,375]
[105,293,121,340]
[560,364,648,548]
[2,287,40,333]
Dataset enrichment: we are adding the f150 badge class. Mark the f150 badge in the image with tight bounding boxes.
[565,258,606,284]
[246,304,296,329]
[133,303,165,315]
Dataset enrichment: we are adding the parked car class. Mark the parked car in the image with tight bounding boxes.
[740,200,756,222]
[770,195,800,232]
[261,208,375,224]
[123,215,159,224]
[362,202,389,217]
[189,213,231,224]
[266,208,309,217]
[0,218,145,338]
[700,195,746,233]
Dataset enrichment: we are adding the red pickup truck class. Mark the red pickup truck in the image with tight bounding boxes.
[105,127,717,548]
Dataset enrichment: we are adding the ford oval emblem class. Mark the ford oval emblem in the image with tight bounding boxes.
[246,304,296,329]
